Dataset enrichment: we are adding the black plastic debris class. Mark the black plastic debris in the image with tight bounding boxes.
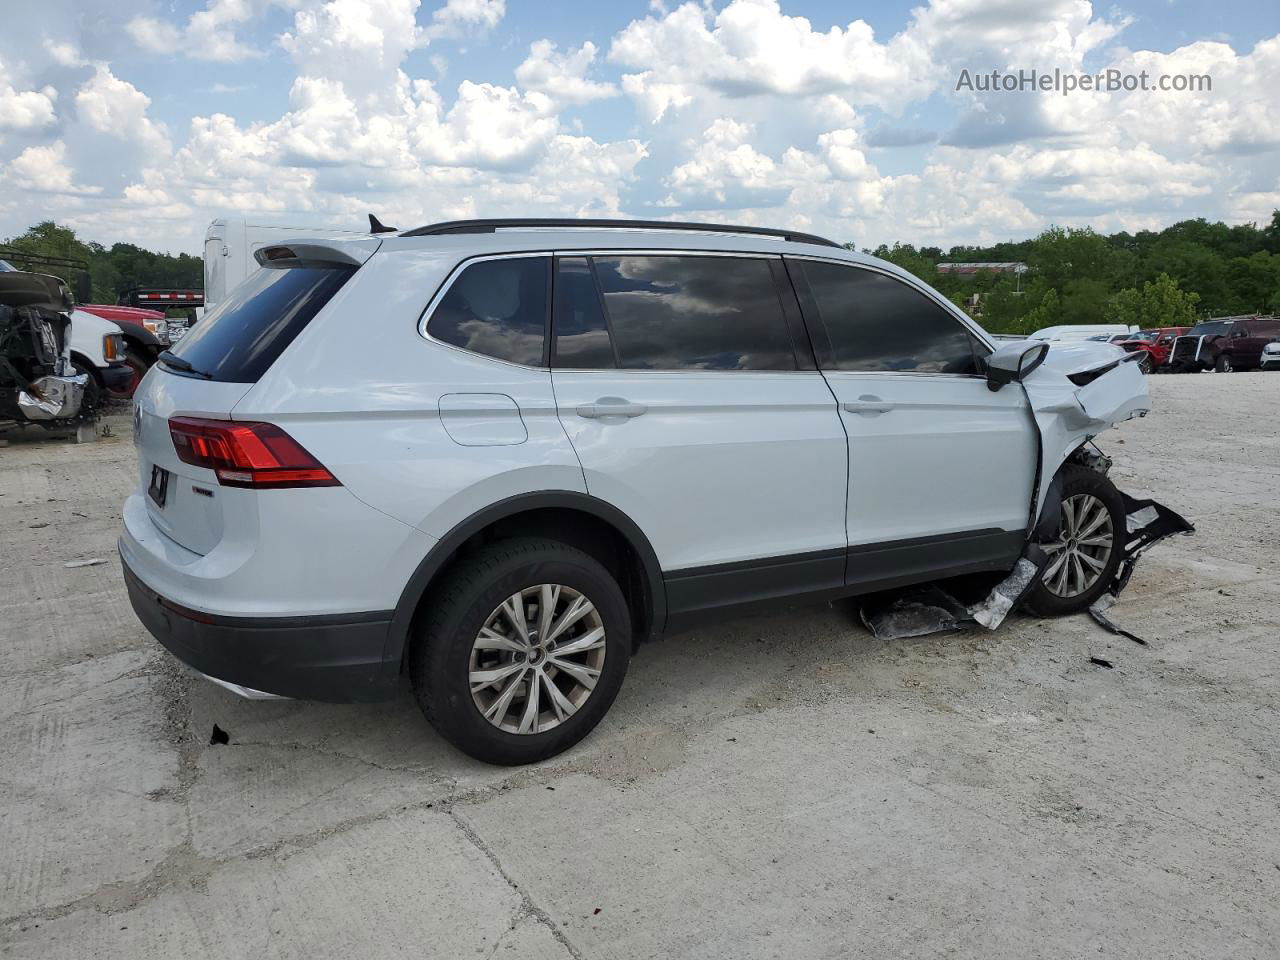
[209,724,230,746]
[1089,656,1114,669]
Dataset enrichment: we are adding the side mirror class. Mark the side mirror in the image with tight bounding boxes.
[985,340,1049,392]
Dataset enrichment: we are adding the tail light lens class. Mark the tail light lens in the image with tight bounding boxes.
[168,417,340,489]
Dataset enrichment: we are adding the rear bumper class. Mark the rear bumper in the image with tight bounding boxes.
[122,553,402,703]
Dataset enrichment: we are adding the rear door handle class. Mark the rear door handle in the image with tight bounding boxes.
[576,399,648,419]
[842,397,894,414]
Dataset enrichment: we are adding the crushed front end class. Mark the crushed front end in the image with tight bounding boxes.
[0,268,88,425]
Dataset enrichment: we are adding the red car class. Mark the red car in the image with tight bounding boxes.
[76,303,169,398]
[1111,327,1188,373]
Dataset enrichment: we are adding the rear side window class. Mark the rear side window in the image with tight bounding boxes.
[168,264,353,382]
[427,257,549,366]
[799,261,983,375]
[590,255,796,371]
[553,258,615,369]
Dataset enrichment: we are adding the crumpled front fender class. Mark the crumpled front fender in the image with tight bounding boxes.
[1020,343,1151,514]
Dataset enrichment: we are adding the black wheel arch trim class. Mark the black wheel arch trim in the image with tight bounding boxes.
[122,327,164,352]
[383,490,668,673]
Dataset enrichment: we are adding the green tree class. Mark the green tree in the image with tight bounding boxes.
[1104,273,1200,328]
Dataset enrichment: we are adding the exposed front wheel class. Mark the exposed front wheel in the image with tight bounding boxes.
[1215,354,1234,373]
[1137,353,1152,374]
[409,538,631,765]
[1024,466,1126,617]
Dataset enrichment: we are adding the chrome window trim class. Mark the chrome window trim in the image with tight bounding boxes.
[784,253,998,363]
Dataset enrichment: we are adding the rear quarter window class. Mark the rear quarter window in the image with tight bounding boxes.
[167,264,354,382]
[425,256,549,366]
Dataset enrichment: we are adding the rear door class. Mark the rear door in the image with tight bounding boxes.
[788,257,1036,589]
[549,252,848,619]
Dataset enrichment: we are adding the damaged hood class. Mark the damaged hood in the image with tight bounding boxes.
[1036,339,1127,377]
[0,271,74,312]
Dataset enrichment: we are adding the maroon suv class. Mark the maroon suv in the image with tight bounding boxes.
[1168,316,1280,373]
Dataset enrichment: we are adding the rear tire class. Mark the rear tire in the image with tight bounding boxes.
[1024,466,1126,617]
[409,537,631,765]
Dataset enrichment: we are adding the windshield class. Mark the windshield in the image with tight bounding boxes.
[1125,330,1158,341]
[1186,321,1231,337]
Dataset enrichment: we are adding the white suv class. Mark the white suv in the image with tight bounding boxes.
[120,218,1151,764]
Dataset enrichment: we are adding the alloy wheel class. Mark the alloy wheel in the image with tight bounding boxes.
[1041,493,1115,598]
[468,584,606,735]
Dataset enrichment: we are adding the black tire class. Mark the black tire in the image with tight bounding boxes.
[106,347,149,400]
[409,537,631,765]
[71,360,102,416]
[1136,353,1152,374]
[1215,353,1233,373]
[1024,465,1126,617]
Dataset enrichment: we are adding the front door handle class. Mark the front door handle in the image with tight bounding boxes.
[577,398,648,419]
[842,396,894,415]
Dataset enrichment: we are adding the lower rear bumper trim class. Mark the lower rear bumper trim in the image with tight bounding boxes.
[121,551,403,703]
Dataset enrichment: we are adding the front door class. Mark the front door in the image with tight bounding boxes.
[549,253,849,621]
[788,257,1037,589]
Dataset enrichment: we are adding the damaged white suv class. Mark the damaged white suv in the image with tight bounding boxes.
[120,218,1172,764]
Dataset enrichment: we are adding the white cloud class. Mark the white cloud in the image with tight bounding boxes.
[0,63,57,130]
[128,0,261,62]
[516,41,617,105]
[424,0,505,39]
[5,142,101,194]
[74,65,169,152]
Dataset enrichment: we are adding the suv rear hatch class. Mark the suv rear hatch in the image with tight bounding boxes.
[134,238,375,555]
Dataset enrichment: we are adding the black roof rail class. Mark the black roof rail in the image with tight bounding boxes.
[398,218,842,249]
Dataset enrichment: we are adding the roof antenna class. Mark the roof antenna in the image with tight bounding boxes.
[368,214,397,234]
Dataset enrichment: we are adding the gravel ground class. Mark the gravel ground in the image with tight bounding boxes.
[1,373,1277,960]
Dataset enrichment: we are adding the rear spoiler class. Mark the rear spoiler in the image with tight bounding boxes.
[254,237,382,269]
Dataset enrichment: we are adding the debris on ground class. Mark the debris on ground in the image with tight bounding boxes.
[209,724,230,746]
[1089,657,1114,669]
[63,557,107,568]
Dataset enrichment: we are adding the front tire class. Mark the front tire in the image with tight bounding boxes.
[1215,353,1234,373]
[106,347,149,400]
[1024,466,1126,617]
[409,537,631,765]
[1137,353,1152,374]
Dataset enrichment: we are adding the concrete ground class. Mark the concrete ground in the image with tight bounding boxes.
[1,373,1277,960]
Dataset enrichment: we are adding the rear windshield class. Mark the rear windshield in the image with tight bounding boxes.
[166,264,354,382]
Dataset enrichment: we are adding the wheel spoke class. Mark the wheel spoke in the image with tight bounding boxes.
[501,593,530,643]
[542,672,576,721]
[1051,552,1072,594]
[1077,550,1106,572]
[537,584,560,639]
[551,625,606,657]
[1061,497,1078,536]
[1042,540,1067,554]
[1044,551,1069,586]
[484,668,526,722]
[517,669,542,734]
[1069,552,1087,594]
[545,595,595,644]
[1077,534,1113,549]
[470,660,527,690]
[548,657,600,690]
[473,626,527,653]
[1077,503,1110,540]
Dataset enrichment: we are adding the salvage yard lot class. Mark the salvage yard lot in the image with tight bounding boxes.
[2,373,1278,960]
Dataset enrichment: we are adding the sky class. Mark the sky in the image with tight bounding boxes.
[0,0,1277,255]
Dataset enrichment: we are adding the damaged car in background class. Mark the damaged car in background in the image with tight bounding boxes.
[119,218,1192,766]
[0,264,88,426]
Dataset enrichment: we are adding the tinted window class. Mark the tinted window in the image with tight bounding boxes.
[1186,321,1230,337]
[800,261,982,374]
[592,256,796,370]
[553,258,615,368]
[168,264,354,382]
[427,257,548,365]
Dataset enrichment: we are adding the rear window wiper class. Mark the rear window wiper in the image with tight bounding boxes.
[158,350,213,379]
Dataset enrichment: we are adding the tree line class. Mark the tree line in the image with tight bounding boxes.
[1,221,202,306]
[5,214,1280,334]
[867,212,1280,333]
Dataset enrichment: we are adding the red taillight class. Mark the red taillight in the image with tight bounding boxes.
[168,417,340,489]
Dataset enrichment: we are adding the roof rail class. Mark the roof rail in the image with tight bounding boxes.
[398,218,843,249]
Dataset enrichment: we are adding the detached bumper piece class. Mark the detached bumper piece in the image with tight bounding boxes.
[1087,494,1195,644]
[17,372,88,421]
[860,493,1194,642]
[121,555,402,703]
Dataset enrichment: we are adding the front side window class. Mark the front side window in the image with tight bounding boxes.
[798,261,984,375]
[427,257,549,366]
[553,258,615,369]
[589,255,797,371]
